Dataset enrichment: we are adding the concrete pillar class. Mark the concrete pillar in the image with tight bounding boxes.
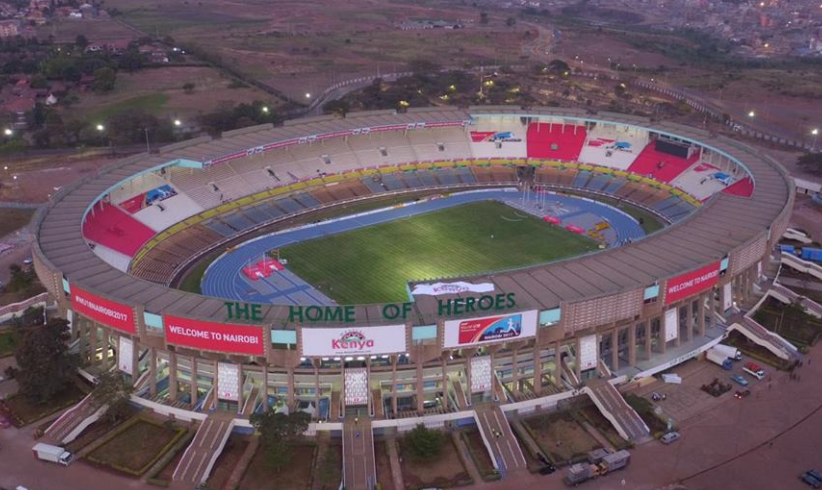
[168,351,178,403]
[675,307,682,348]
[190,357,198,408]
[552,341,562,386]
[130,339,139,381]
[314,363,320,419]
[101,329,110,367]
[237,364,244,414]
[718,283,726,315]
[391,356,398,417]
[89,324,98,365]
[687,300,695,341]
[149,348,157,397]
[611,329,619,371]
[77,320,88,364]
[511,348,519,393]
[366,358,373,417]
[415,347,424,415]
[212,360,219,411]
[659,316,667,354]
[263,366,270,412]
[628,324,637,367]
[532,347,542,395]
[340,362,346,419]
[287,366,295,408]
[465,356,473,405]
[441,359,449,412]
[699,294,707,336]
[574,336,582,382]
[643,321,652,360]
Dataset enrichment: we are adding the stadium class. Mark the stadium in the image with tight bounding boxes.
[31,106,794,487]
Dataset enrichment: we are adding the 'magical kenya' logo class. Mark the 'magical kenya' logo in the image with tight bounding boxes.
[331,330,375,350]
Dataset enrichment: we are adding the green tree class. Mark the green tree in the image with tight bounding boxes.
[797,153,822,176]
[249,410,310,472]
[11,318,76,404]
[506,17,517,27]
[93,67,116,92]
[323,99,350,118]
[90,371,133,424]
[404,424,445,462]
[480,11,489,24]
[75,34,89,49]
[182,82,195,94]
[548,59,570,74]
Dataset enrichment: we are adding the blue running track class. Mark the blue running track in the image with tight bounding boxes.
[201,189,646,305]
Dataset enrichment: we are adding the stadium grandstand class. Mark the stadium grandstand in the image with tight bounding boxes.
[32,107,793,489]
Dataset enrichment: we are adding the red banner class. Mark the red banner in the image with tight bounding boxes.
[71,287,135,334]
[164,316,265,355]
[665,262,720,305]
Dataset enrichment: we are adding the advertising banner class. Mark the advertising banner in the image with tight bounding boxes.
[217,362,239,401]
[344,367,368,406]
[664,262,720,305]
[118,337,134,375]
[470,356,492,393]
[579,335,598,371]
[71,286,135,334]
[411,281,495,297]
[164,316,265,356]
[723,283,733,311]
[664,308,679,342]
[443,310,538,348]
[301,325,406,357]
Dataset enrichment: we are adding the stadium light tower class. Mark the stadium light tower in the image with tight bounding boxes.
[174,119,182,127]
[96,124,105,131]
[813,128,819,151]
[261,106,270,114]
[3,128,12,137]
[748,110,755,118]
[305,92,311,99]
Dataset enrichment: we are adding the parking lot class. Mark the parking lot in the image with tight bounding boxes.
[631,351,772,426]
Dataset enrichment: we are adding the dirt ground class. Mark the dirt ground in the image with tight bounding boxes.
[0,153,111,204]
[398,435,470,489]
[374,440,395,490]
[522,411,600,464]
[239,443,315,490]
[206,435,250,490]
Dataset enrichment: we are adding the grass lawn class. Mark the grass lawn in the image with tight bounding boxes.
[522,411,601,465]
[624,394,669,437]
[87,418,186,476]
[753,297,822,346]
[206,435,250,490]
[84,93,168,122]
[239,443,315,490]
[65,406,138,454]
[0,208,35,239]
[0,330,18,358]
[1,384,85,427]
[281,201,598,303]
[375,440,396,490]
[398,435,471,490]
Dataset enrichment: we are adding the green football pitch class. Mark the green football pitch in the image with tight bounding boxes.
[280,200,599,304]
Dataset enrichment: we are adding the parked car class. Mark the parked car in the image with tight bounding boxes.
[734,390,751,399]
[730,374,749,386]
[809,470,822,482]
[539,463,556,475]
[0,416,11,429]
[801,473,822,489]
[651,392,667,401]
[660,432,680,445]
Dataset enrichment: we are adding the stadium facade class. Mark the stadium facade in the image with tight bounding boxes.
[33,107,793,420]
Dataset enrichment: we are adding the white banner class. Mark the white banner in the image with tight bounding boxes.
[470,356,492,393]
[118,337,133,375]
[217,362,239,401]
[301,325,407,357]
[344,367,368,406]
[664,308,679,342]
[723,283,733,311]
[443,310,538,349]
[579,334,598,371]
[411,281,495,296]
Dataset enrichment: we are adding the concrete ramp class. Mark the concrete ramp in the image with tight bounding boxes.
[342,416,375,490]
[474,404,527,478]
[781,252,822,282]
[726,318,799,361]
[43,393,105,445]
[586,379,650,442]
[173,411,235,485]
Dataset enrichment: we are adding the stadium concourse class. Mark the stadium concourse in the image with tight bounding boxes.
[31,107,793,489]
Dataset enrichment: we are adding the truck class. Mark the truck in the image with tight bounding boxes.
[801,247,822,263]
[712,343,742,361]
[564,450,630,485]
[32,443,73,466]
[706,348,733,370]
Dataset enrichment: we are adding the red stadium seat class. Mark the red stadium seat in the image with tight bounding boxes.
[83,202,155,257]
[626,141,699,183]
[527,123,587,161]
[723,177,754,198]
